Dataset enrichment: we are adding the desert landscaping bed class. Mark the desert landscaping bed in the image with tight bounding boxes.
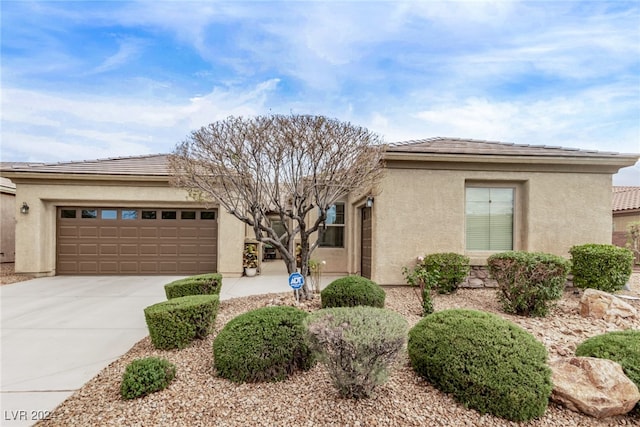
[36,277,640,427]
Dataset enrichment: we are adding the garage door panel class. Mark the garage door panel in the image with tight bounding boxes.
[159,244,178,256]
[120,245,138,255]
[78,261,98,273]
[59,244,78,255]
[100,227,118,238]
[120,227,138,238]
[79,227,98,238]
[59,226,78,238]
[99,262,118,274]
[79,244,98,255]
[140,227,158,238]
[139,244,158,255]
[139,262,158,273]
[57,207,218,275]
[160,227,177,238]
[99,244,118,255]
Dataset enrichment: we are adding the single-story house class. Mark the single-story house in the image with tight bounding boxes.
[1,137,637,285]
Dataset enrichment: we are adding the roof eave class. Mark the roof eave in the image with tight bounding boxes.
[0,171,170,182]
[383,152,638,171]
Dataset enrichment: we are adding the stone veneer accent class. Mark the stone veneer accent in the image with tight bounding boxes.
[461,266,575,289]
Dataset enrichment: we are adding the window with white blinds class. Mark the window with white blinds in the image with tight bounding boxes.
[466,187,514,251]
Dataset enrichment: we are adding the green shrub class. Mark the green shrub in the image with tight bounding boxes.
[164,273,222,299]
[120,357,176,400]
[408,309,552,421]
[421,253,470,294]
[144,294,219,350]
[570,244,634,292]
[321,276,385,308]
[305,306,408,399]
[576,329,640,412]
[213,306,314,383]
[488,251,570,317]
[402,262,438,316]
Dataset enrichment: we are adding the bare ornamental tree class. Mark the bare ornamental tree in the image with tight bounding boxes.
[169,114,385,299]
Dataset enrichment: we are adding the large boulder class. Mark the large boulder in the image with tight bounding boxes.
[579,288,637,321]
[550,357,640,418]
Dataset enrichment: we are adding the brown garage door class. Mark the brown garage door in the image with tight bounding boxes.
[57,207,217,275]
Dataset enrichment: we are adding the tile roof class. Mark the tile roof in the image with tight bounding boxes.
[387,137,630,158]
[0,154,170,176]
[613,186,640,212]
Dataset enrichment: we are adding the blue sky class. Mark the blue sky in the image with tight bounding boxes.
[2,0,639,184]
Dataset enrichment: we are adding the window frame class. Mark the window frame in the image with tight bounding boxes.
[465,182,523,255]
[318,202,346,248]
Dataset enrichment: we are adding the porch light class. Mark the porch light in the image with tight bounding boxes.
[366,196,374,208]
[20,202,29,214]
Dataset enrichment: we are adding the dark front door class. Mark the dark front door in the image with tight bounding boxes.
[360,207,372,279]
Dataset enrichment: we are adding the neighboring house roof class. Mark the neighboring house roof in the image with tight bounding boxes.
[612,186,640,212]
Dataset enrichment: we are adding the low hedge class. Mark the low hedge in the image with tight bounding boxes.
[144,294,219,350]
[120,357,176,400]
[421,252,470,294]
[408,309,552,421]
[576,329,640,412]
[570,244,634,292]
[305,306,408,398]
[488,251,570,317]
[213,306,314,383]
[164,273,222,299]
[321,276,385,308]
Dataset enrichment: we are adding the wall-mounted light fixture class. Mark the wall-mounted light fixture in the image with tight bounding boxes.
[366,196,374,208]
[20,202,29,215]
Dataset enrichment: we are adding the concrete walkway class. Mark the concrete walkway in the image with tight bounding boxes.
[1,261,340,426]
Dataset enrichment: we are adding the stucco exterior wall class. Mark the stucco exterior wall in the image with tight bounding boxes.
[12,180,245,277]
[370,168,614,285]
[613,211,640,233]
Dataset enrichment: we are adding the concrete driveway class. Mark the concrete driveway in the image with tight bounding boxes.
[1,275,185,426]
[0,265,334,426]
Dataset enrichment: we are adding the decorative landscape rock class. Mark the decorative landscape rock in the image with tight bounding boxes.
[579,288,638,321]
[550,356,640,418]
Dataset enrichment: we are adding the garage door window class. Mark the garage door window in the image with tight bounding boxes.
[122,210,138,220]
[61,209,76,218]
[142,210,157,219]
[82,209,97,219]
[162,211,177,219]
[101,210,117,220]
[181,211,196,220]
[201,211,216,220]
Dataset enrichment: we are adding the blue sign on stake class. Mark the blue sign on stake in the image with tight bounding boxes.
[288,272,304,290]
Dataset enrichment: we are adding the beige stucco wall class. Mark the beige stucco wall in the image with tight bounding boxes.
[12,180,245,277]
[368,168,614,285]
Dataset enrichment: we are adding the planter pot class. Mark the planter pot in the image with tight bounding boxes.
[244,267,257,277]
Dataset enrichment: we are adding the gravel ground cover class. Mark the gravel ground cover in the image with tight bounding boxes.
[0,263,35,285]
[36,276,640,427]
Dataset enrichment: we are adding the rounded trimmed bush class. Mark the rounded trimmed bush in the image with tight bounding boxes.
[120,357,176,400]
[305,306,408,399]
[321,276,385,308]
[408,309,552,421]
[144,294,219,350]
[213,306,314,383]
[488,251,570,317]
[421,252,470,294]
[576,329,640,412]
[570,244,634,292]
[164,273,222,299]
